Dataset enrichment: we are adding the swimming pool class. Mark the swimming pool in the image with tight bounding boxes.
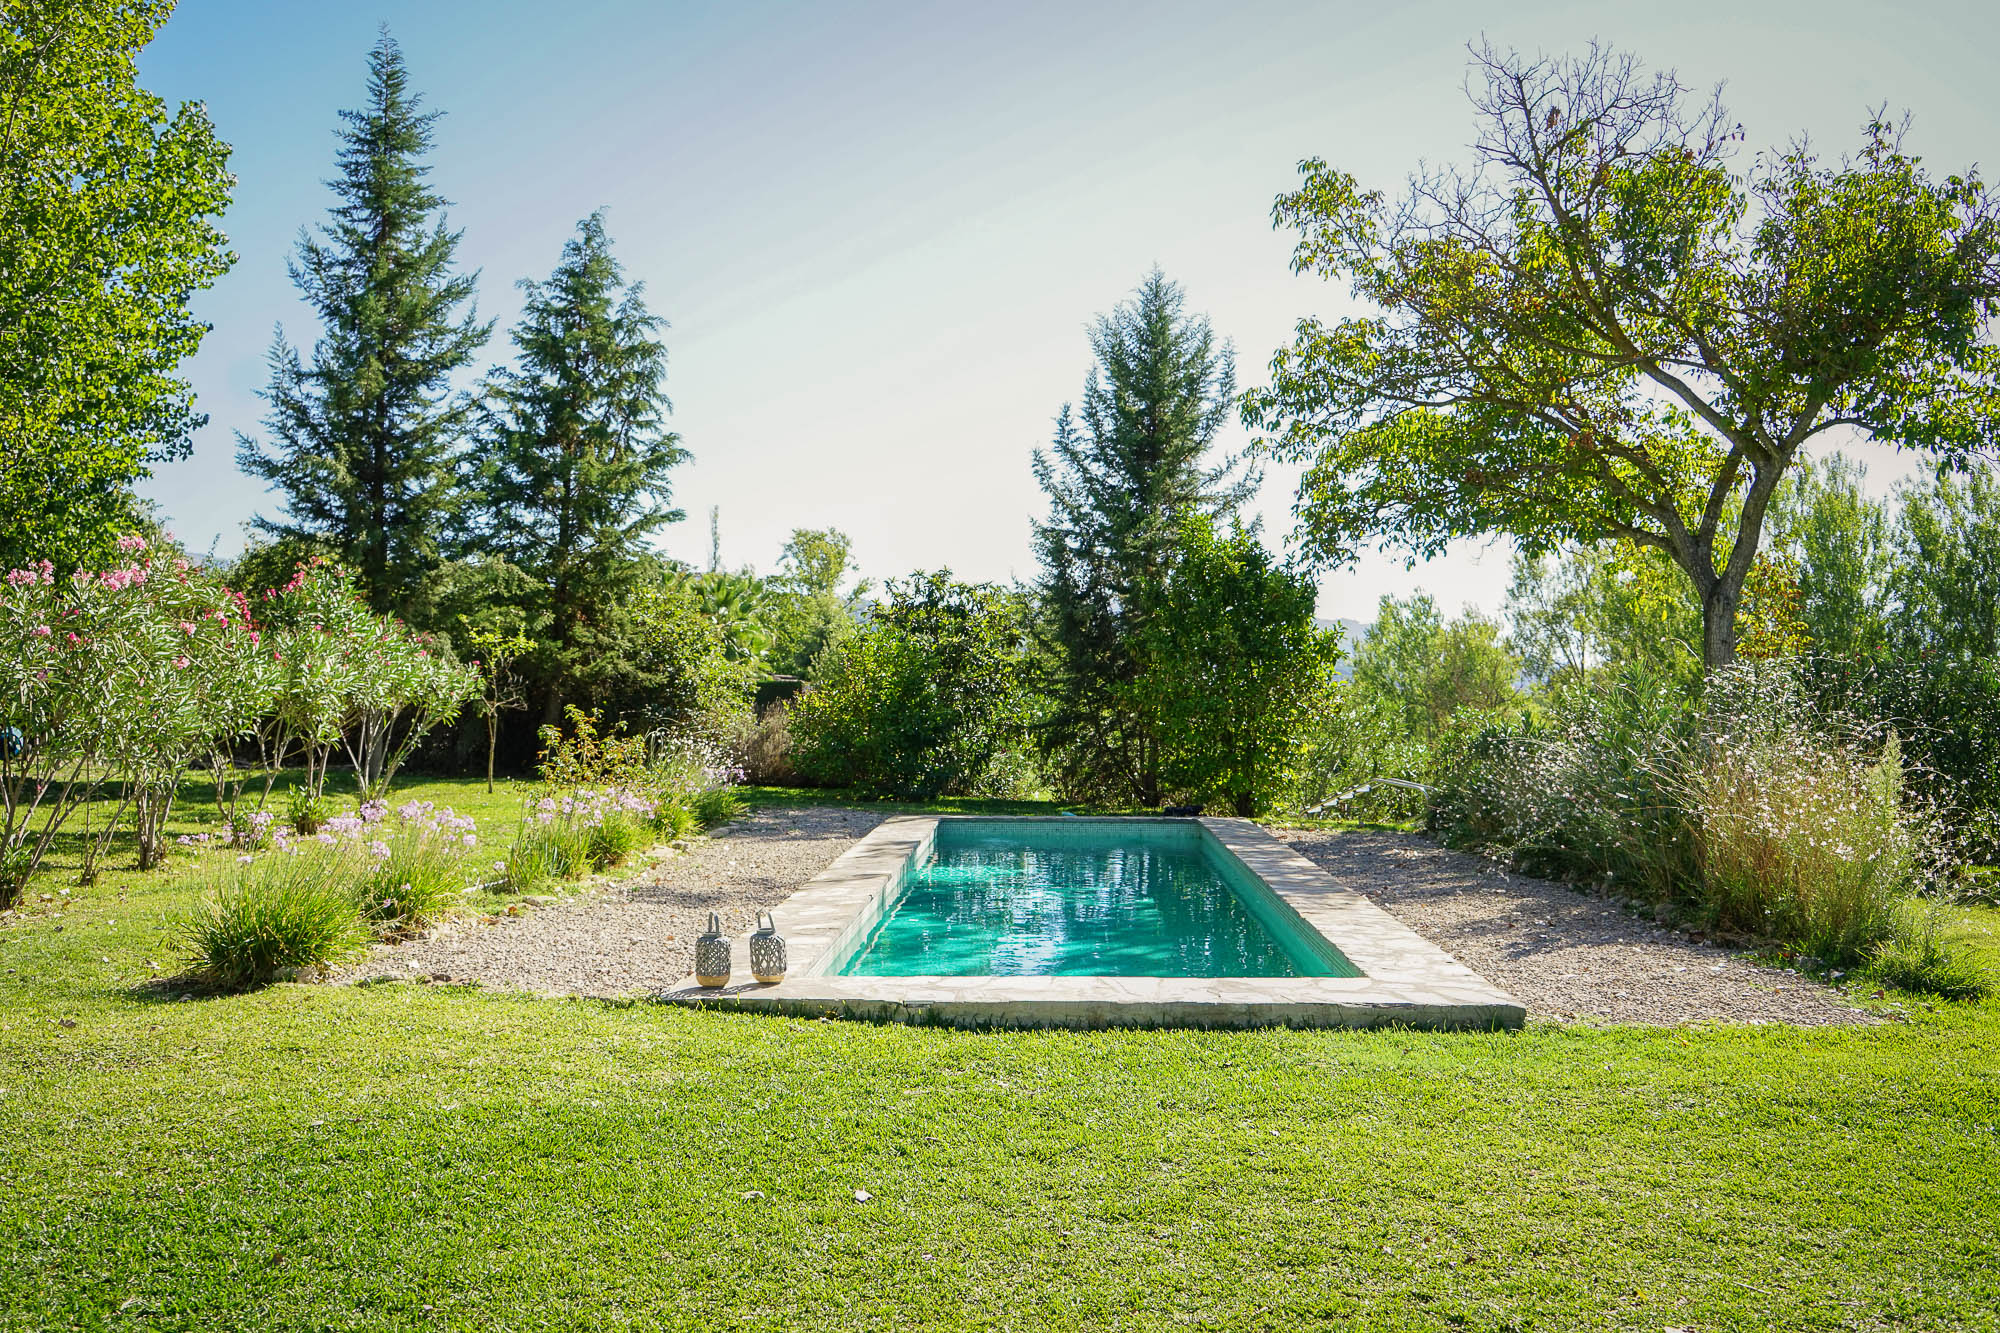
[837,819,1360,979]
[660,816,1524,1030]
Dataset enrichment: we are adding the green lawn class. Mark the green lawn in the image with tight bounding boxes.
[3,778,1998,1331]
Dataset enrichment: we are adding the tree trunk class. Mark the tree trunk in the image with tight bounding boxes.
[486,715,497,794]
[1700,576,1742,671]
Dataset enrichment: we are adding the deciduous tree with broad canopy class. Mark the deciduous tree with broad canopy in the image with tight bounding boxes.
[1244,42,2000,668]
[0,0,234,571]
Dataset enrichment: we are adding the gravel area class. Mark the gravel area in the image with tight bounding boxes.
[340,807,1872,1025]
[338,806,883,997]
[1275,827,1874,1026]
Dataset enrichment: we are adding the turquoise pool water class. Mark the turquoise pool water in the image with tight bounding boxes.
[837,820,1358,978]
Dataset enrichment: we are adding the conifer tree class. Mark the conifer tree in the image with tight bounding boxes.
[236,31,488,618]
[1031,270,1255,804]
[479,212,686,721]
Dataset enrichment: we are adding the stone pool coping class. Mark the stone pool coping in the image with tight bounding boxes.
[655,816,1526,1030]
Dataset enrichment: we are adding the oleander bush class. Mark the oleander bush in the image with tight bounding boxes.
[2,539,278,891]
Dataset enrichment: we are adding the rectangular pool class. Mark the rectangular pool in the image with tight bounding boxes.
[837,819,1359,978]
[660,815,1525,1031]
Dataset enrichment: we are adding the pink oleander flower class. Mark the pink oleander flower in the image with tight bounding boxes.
[179,621,196,635]
[31,625,49,637]
[173,655,189,668]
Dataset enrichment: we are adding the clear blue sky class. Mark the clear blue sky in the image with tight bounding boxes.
[136,0,1999,621]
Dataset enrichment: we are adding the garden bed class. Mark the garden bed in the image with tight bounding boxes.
[1277,828,1874,1026]
[337,806,884,995]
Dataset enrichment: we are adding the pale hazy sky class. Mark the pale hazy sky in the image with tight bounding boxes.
[136,0,1998,621]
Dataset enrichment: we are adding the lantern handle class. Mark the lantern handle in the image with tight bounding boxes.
[756,909,776,934]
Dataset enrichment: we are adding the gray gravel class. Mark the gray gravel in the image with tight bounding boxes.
[341,807,1872,1025]
[338,806,883,997]
[1275,827,1874,1026]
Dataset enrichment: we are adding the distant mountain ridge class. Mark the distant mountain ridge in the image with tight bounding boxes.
[1316,618,1369,679]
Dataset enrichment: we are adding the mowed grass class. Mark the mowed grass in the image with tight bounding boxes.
[2,779,1998,1331]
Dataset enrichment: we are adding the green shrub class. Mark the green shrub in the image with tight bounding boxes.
[502,808,591,892]
[1429,665,1699,900]
[586,810,646,869]
[286,787,333,835]
[692,786,744,829]
[654,799,697,841]
[1865,900,1996,1001]
[354,829,467,932]
[790,572,1033,800]
[178,850,368,989]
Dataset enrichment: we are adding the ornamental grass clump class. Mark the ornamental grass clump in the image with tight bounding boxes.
[178,848,368,989]
[501,787,656,891]
[1683,724,1922,963]
[692,786,744,830]
[1675,663,1956,965]
[351,799,480,931]
[1865,899,1995,1001]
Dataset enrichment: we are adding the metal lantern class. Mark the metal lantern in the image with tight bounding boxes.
[694,911,732,988]
[749,910,788,984]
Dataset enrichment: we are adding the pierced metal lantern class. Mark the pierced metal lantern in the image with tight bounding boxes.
[694,911,731,988]
[749,910,788,984]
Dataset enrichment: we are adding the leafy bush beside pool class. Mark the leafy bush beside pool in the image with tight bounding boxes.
[1433,660,1992,994]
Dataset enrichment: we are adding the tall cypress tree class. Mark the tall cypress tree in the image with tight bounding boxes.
[480,212,686,722]
[236,31,488,617]
[1031,270,1254,805]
